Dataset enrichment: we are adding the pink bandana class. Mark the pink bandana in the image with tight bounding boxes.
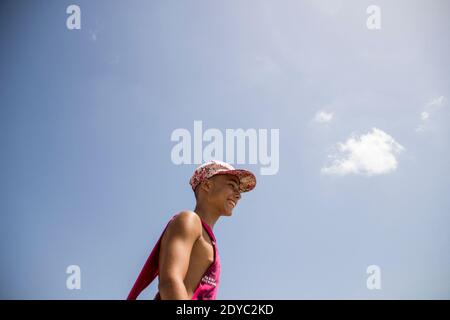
[189,160,256,193]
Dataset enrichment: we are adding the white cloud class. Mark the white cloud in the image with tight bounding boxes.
[89,30,97,42]
[321,128,405,176]
[420,111,429,120]
[426,96,445,109]
[107,54,121,65]
[314,110,334,124]
[415,96,445,133]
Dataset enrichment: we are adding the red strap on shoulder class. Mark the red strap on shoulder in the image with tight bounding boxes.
[127,216,177,300]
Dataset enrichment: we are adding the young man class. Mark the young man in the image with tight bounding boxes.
[127,160,256,300]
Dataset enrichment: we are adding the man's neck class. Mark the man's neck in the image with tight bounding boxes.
[194,203,220,230]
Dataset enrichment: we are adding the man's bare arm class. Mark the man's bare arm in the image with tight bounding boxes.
[158,211,202,300]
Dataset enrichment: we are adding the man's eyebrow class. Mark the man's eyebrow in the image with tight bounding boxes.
[229,177,240,185]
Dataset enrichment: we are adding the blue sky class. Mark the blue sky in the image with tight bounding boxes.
[1,0,449,299]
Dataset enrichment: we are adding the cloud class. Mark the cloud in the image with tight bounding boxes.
[88,30,97,42]
[415,96,445,133]
[420,111,429,120]
[314,110,334,124]
[107,54,121,65]
[321,128,405,176]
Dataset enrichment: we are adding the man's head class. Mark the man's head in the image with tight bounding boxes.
[194,174,241,216]
[189,160,256,216]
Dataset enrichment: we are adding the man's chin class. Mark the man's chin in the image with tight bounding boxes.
[223,210,233,216]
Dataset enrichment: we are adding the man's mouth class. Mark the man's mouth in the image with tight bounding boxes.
[228,200,236,208]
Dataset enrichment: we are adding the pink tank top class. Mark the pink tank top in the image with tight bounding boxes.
[127,214,221,300]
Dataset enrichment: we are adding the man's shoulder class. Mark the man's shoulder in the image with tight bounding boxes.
[167,210,202,238]
[175,210,199,220]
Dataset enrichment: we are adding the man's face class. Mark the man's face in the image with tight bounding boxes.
[207,174,242,216]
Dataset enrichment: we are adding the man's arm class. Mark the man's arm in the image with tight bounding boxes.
[158,211,202,300]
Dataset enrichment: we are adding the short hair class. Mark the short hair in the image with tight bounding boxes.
[194,185,200,200]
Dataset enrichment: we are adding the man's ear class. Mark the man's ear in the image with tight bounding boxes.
[200,179,213,194]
